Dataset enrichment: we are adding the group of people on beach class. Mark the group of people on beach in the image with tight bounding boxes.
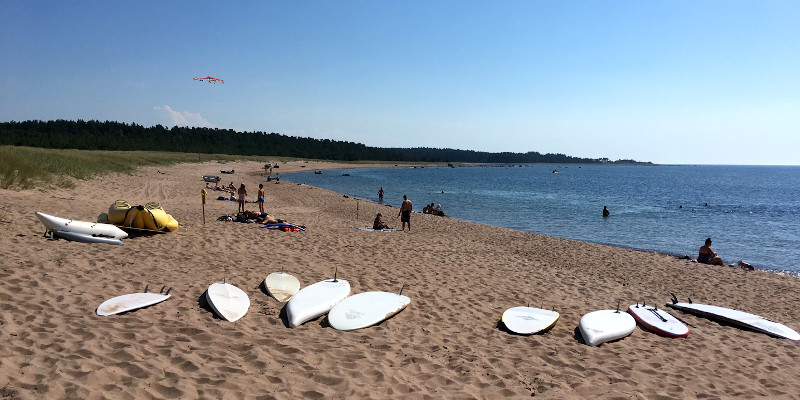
[372,193,414,231]
[207,181,267,214]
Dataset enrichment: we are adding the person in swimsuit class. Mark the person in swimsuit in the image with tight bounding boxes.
[237,183,247,213]
[373,213,391,230]
[378,187,384,202]
[698,237,724,265]
[398,195,412,231]
[257,184,265,213]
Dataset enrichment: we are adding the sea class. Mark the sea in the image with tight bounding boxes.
[282,165,800,276]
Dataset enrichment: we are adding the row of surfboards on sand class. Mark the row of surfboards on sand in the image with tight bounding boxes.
[503,293,800,346]
[97,271,411,332]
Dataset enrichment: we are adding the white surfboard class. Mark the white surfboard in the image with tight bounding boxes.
[328,291,410,331]
[206,282,250,322]
[265,271,301,302]
[501,306,560,335]
[579,309,636,346]
[35,212,128,239]
[285,279,350,328]
[666,302,800,340]
[54,230,124,245]
[97,291,170,316]
[627,303,689,338]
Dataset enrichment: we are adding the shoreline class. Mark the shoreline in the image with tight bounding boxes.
[1,160,800,398]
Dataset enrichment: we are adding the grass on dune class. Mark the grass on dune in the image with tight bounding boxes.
[0,146,281,190]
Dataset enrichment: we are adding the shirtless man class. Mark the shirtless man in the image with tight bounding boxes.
[398,195,413,232]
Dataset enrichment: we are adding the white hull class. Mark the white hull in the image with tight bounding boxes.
[36,212,128,239]
[328,291,410,331]
[286,279,350,328]
[667,302,799,340]
[501,306,560,335]
[97,292,170,316]
[579,309,636,346]
[206,282,250,322]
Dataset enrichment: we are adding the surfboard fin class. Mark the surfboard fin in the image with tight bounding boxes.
[615,300,621,313]
[688,297,693,304]
[144,284,149,293]
[670,293,678,304]
[399,284,408,295]
[159,285,165,293]
[165,287,172,295]
[332,267,338,282]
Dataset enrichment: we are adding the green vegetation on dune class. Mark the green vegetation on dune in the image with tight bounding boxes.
[0,146,277,190]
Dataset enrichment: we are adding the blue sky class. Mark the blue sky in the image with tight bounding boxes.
[2,1,798,165]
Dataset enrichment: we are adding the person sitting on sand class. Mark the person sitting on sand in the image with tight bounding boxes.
[423,203,433,214]
[434,204,445,216]
[698,237,724,265]
[373,213,391,230]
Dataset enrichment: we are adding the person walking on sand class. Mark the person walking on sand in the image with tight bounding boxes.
[398,194,413,231]
[257,183,265,213]
[237,183,247,213]
[697,237,724,266]
[378,187,384,202]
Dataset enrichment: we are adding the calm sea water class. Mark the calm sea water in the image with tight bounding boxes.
[283,165,800,275]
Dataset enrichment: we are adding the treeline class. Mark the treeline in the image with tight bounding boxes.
[0,120,644,164]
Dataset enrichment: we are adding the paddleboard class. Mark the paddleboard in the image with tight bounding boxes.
[285,278,350,328]
[579,309,636,346]
[356,227,401,232]
[97,291,170,316]
[54,230,124,245]
[206,282,250,322]
[666,302,800,340]
[501,306,560,335]
[328,291,410,331]
[264,271,301,302]
[36,212,128,239]
[627,303,688,338]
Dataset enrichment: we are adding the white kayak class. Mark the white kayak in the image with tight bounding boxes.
[627,303,689,338]
[285,278,350,328]
[501,306,560,335]
[36,212,128,239]
[264,271,301,302]
[206,282,250,322]
[579,309,636,346]
[328,291,410,331]
[97,290,170,316]
[666,301,800,341]
[54,230,124,245]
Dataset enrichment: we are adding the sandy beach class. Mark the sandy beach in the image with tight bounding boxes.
[1,160,799,399]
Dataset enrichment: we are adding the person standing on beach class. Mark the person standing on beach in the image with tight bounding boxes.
[398,195,413,231]
[237,183,247,213]
[257,183,265,213]
[378,187,384,202]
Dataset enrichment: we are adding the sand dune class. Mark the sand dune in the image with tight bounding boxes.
[1,160,799,399]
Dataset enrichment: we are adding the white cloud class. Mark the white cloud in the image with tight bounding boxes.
[154,105,215,128]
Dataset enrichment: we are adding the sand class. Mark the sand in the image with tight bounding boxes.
[1,160,800,399]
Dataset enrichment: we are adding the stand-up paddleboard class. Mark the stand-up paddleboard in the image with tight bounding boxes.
[97,286,171,316]
[328,290,410,331]
[206,282,250,322]
[36,212,128,239]
[579,309,636,346]
[285,277,350,328]
[54,230,124,245]
[501,306,560,335]
[356,227,401,232]
[264,271,301,302]
[666,296,799,341]
[627,303,688,338]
